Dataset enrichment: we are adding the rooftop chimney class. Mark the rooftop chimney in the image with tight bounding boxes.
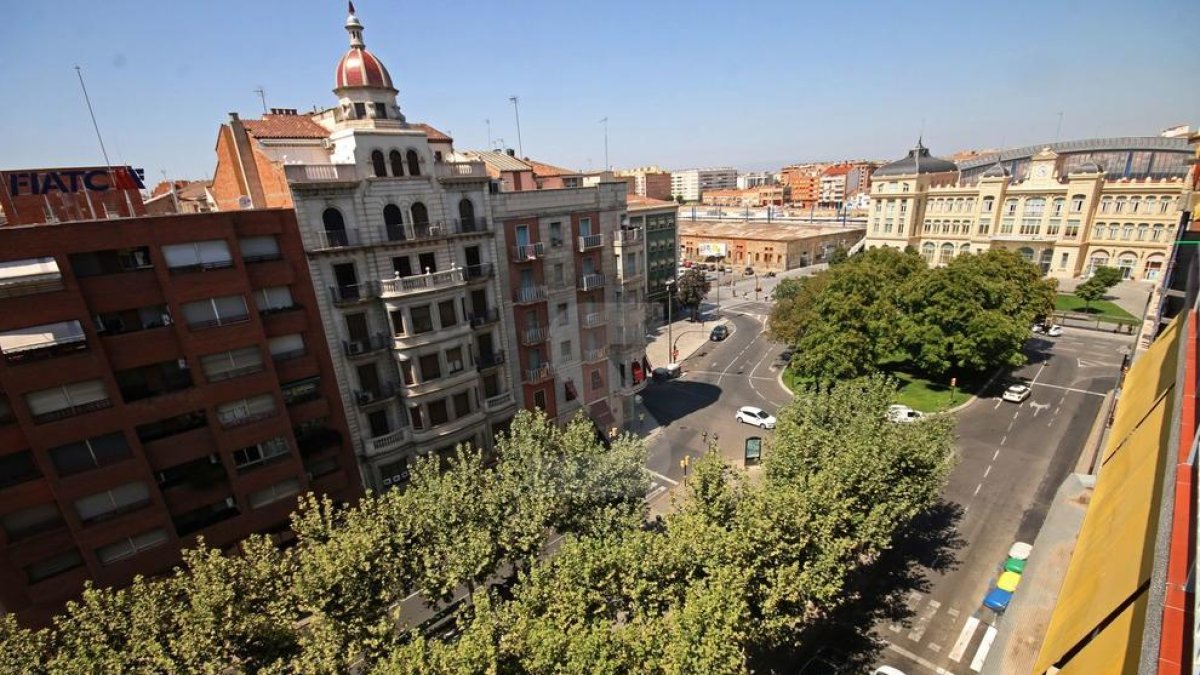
[507,148,516,157]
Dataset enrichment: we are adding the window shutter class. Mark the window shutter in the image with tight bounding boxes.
[238,236,279,259]
[213,295,247,319]
[182,300,217,325]
[64,379,108,406]
[161,243,200,268]
[197,240,232,266]
[268,334,304,356]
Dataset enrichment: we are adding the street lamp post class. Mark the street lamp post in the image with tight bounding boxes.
[666,279,675,364]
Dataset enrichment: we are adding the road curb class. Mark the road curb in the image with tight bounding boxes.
[936,366,1005,416]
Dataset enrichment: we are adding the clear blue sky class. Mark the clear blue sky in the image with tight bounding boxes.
[2,0,1196,184]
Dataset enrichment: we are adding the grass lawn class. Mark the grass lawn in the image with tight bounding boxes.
[780,367,984,413]
[890,371,977,413]
[1055,293,1138,324]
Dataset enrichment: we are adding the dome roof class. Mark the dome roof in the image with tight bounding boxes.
[873,141,958,178]
[982,162,1009,178]
[334,4,395,91]
[336,48,393,90]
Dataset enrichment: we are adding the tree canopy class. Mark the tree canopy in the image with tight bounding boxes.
[5,380,956,673]
[674,267,712,320]
[770,247,1055,382]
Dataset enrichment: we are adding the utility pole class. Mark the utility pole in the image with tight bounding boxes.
[254,86,268,113]
[600,117,609,171]
[509,95,523,158]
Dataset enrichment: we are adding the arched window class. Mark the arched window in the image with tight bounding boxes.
[1024,198,1045,217]
[322,207,347,247]
[1129,197,1141,214]
[406,150,421,176]
[1144,197,1157,213]
[1114,197,1126,214]
[410,202,429,237]
[939,243,955,264]
[1108,225,1119,239]
[921,242,935,263]
[371,150,387,178]
[1100,197,1113,213]
[982,196,995,213]
[1004,199,1018,216]
[1016,247,1034,262]
[1051,198,1065,216]
[1121,224,1133,240]
[1136,224,1148,241]
[960,243,971,256]
[383,204,405,241]
[1160,198,1173,214]
[1071,194,1085,212]
[1151,224,1164,241]
[389,150,404,177]
[1093,223,1105,239]
[458,198,476,228]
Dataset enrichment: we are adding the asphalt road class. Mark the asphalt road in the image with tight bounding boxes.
[878,328,1133,675]
[640,293,792,503]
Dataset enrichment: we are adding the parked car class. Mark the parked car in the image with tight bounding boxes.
[873,668,908,675]
[1004,556,1027,574]
[735,405,776,429]
[1047,324,1063,337]
[997,571,1022,592]
[1002,383,1032,403]
[710,325,729,341]
[652,363,681,382]
[764,270,777,277]
[887,404,925,423]
[1008,541,1033,560]
[743,267,755,275]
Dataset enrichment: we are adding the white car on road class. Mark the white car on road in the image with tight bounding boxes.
[1002,383,1032,403]
[735,406,776,429]
[887,404,925,423]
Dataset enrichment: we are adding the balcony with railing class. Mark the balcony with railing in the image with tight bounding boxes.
[284,163,358,184]
[513,285,548,305]
[329,281,379,306]
[436,160,489,181]
[355,381,401,407]
[364,428,409,457]
[578,273,606,292]
[512,242,545,261]
[469,308,500,327]
[379,268,466,298]
[520,325,549,346]
[578,233,604,252]
[523,363,554,383]
[485,391,514,411]
[618,265,644,284]
[464,263,495,281]
[314,228,363,250]
[454,217,491,234]
[477,350,505,370]
[581,311,606,329]
[614,228,644,246]
[583,347,607,363]
[32,397,113,425]
[343,333,391,358]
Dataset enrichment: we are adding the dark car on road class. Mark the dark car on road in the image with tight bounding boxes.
[710,325,729,341]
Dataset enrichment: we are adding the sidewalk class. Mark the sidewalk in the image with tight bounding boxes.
[644,312,727,370]
[1057,277,1153,318]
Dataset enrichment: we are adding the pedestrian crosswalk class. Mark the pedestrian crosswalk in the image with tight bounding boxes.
[887,593,998,673]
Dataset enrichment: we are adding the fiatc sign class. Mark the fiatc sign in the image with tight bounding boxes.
[5,167,145,197]
[697,242,728,258]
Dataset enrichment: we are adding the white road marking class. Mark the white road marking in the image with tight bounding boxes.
[1076,358,1107,368]
[946,608,960,618]
[887,642,960,675]
[993,399,1002,410]
[973,483,982,496]
[928,643,942,653]
[889,623,902,633]
[1030,362,1048,385]
[993,449,1000,461]
[680,370,777,381]
[646,485,667,501]
[1029,401,1049,416]
[970,625,998,672]
[1000,435,1007,446]
[983,465,991,478]
[949,616,981,662]
[1032,382,1107,397]
[907,601,937,641]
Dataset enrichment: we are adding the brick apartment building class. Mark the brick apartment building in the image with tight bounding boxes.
[779,163,824,207]
[0,207,358,625]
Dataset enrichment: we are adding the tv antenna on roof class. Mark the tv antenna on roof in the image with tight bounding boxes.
[254,87,268,113]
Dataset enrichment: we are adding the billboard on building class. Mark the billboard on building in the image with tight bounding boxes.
[698,242,728,258]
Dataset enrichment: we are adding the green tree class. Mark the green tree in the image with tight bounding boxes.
[1074,276,1107,313]
[674,267,712,321]
[826,246,849,266]
[1091,265,1123,290]
[897,249,1054,376]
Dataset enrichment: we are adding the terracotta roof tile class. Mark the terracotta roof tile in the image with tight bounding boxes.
[242,114,330,139]
[525,159,577,177]
[412,123,452,142]
[627,194,675,209]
